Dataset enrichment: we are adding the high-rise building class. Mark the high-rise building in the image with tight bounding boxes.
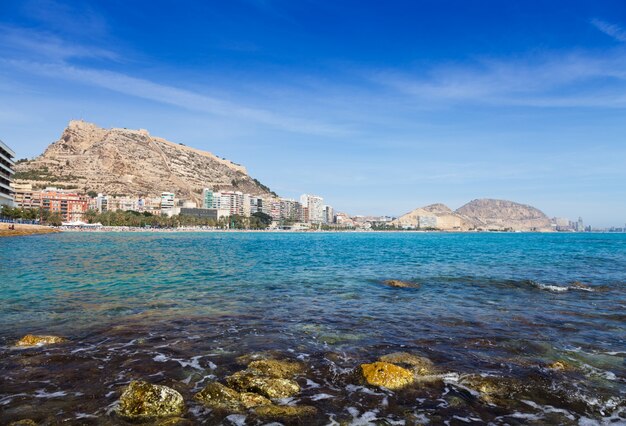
[202,188,215,209]
[323,205,334,224]
[577,217,584,232]
[160,192,175,216]
[300,194,324,223]
[0,139,16,208]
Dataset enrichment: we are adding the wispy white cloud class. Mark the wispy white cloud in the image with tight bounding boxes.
[0,25,348,136]
[591,18,626,43]
[5,59,349,137]
[371,50,626,108]
[0,25,118,62]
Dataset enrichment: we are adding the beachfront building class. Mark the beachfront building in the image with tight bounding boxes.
[0,139,16,209]
[12,182,40,210]
[39,187,89,222]
[300,194,324,223]
[160,192,176,216]
[202,188,214,209]
[323,205,334,224]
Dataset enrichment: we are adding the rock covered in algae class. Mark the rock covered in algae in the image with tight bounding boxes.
[116,380,185,421]
[155,417,193,426]
[194,382,271,412]
[459,375,526,404]
[359,361,414,390]
[15,334,67,347]
[247,359,305,378]
[379,352,435,375]
[8,420,38,426]
[226,371,300,399]
[383,280,420,289]
[547,360,574,371]
[254,404,318,419]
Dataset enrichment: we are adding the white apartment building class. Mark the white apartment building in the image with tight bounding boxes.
[300,194,324,224]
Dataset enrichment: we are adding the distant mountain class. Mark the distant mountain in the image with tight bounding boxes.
[14,120,276,203]
[391,199,552,231]
[455,199,552,231]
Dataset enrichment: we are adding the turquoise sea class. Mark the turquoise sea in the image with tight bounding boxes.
[1,232,625,424]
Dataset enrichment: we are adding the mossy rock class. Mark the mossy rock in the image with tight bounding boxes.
[378,352,435,375]
[254,404,318,420]
[383,280,420,289]
[194,382,243,411]
[226,371,300,399]
[194,382,271,412]
[239,392,272,409]
[15,334,67,347]
[547,360,574,371]
[155,417,193,426]
[116,380,185,421]
[8,420,38,426]
[460,375,525,404]
[359,362,414,390]
[247,359,305,378]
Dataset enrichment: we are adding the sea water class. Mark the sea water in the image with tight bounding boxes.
[0,232,625,424]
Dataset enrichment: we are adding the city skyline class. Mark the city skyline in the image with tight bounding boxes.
[2,1,626,226]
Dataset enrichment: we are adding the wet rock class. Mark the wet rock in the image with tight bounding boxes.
[194,382,243,411]
[359,361,414,390]
[8,420,38,426]
[235,351,281,365]
[383,280,420,289]
[459,375,525,404]
[379,352,435,375]
[547,360,573,371]
[194,382,271,412]
[226,371,300,399]
[247,359,305,378]
[15,334,67,347]
[155,417,193,426]
[239,392,272,408]
[116,380,185,421]
[254,404,318,420]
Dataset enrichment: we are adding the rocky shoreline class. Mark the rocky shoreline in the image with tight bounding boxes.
[5,333,621,425]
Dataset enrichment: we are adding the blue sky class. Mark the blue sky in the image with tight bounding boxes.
[1,0,626,226]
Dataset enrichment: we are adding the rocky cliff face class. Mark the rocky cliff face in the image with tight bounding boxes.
[392,198,552,231]
[15,120,276,202]
[455,199,551,231]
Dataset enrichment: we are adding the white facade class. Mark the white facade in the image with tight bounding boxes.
[300,194,324,223]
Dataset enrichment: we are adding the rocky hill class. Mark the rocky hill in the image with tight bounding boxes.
[455,199,551,231]
[14,120,276,203]
[392,199,552,231]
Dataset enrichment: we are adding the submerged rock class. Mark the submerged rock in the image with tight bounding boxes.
[194,382,271,412]
[547,360,574,371]
[15,334,67,347]
[247,359,305,378]
[254,404,318,420]
[378,352,435,375]
[383,280,420,289]
[8,420,38,426]
[459,375,526,404]
[194,382,244,411]
[226,371,300,399]
[239,392,272,409]
[155,417,193,426]
[359,361,414,390]
[116,380,185,421]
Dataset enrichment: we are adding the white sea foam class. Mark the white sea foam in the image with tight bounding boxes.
[224,414,247,425]
[34,389,67,398]
[311,393,334,401]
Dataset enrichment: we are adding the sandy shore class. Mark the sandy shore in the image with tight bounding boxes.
[0,223,60,237]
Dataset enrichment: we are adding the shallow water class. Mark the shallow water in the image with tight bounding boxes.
[0,232,625,424]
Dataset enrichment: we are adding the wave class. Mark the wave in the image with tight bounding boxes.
[531,281,602,293]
